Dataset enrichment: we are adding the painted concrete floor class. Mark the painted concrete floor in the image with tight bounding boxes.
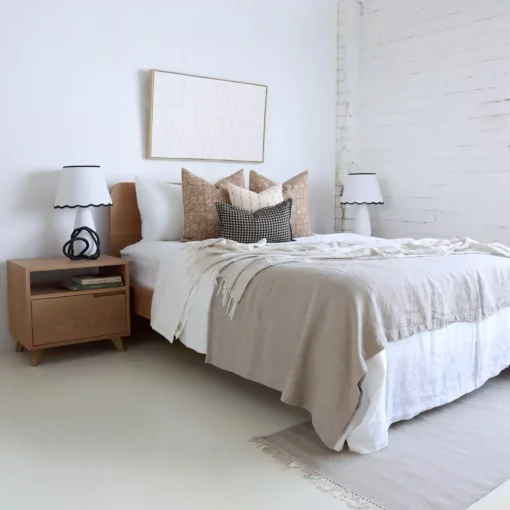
[1,328,509,510]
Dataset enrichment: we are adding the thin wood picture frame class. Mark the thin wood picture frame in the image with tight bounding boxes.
[147,69,268,163]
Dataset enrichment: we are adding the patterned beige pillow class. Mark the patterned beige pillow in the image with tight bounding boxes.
[181,168,245,241]
[227,183,283,213]
[249,170,312,237]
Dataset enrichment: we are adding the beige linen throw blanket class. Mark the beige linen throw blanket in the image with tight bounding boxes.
[185,237,510,450]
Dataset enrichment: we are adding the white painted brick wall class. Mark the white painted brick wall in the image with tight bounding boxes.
[336,0,510,243]
[335,0,361,232]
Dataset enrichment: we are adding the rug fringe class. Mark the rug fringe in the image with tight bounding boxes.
[249,436,385,510]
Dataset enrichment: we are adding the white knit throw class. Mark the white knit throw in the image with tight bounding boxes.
[184,237,510,319]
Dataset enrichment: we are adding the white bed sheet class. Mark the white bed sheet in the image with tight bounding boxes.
[121,241,174,289]
[121,240,214,353]
[124,235,510,453]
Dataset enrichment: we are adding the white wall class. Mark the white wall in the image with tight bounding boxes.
[0,0,337,352]
[336,0,510,240]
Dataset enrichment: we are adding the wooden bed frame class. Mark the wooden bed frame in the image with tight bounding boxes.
[109,183,154,319]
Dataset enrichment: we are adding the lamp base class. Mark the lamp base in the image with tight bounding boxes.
[62,209,101,260]
[74,209,97,257]
[352,204,372,237]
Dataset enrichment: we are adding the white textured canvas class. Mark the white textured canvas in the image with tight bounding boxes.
[149,70,267,162]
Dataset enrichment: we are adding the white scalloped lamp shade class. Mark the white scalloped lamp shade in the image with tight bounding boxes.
[340,173,383,237]
[54,165,112,208]
[341,173,383,205]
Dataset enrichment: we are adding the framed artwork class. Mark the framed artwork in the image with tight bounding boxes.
[147,69,268,163]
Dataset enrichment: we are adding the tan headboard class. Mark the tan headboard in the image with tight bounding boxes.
[109,183,142,257]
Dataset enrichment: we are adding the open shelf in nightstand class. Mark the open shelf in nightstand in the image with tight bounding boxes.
[30,284,128,300]
[27,256,129,300]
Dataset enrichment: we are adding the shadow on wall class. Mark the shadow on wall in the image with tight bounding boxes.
[18,169,112,256]
[16,170,65,256]
[137,69,150,160]
[7,168,100,257]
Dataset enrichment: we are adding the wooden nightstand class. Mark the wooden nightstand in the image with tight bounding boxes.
[7,255,130,366]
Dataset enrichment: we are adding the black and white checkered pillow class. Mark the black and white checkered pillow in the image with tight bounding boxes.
[216,198,293,244]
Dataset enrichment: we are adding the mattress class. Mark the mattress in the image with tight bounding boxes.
[120,241,181,289]
[119,234,374,290]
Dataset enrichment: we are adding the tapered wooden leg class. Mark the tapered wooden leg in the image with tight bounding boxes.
[15,342,25,353]
[30,350,42,367]
[111,336,125,352]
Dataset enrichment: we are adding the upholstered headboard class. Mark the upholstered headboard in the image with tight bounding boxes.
[109,183,142,257]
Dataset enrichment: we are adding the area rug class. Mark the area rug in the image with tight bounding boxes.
[251,369,510,510]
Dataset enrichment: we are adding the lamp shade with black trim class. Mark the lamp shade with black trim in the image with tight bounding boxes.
[340,173,383,205]
[54,165,111,260]
[54,165,112,209]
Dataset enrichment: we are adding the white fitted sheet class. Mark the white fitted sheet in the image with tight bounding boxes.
[121,241,179,289]
[126,235,510,453]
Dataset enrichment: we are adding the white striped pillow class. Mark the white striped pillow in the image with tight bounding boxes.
[227,183,284,213]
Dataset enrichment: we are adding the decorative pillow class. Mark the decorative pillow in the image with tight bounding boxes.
[249,170,312,238]
[134,176,183,241]
[181,168,245,241]
[227,183,283,213]
[216,198,293,244]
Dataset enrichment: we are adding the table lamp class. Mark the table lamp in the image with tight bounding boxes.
[340,173,383,236]
[54,165,112,260]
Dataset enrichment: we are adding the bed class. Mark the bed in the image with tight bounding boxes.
[110,182,510,454]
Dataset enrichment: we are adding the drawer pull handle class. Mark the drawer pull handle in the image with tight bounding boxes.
[93,291,124,298]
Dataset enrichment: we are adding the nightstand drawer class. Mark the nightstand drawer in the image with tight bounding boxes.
[32,292,127,346]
